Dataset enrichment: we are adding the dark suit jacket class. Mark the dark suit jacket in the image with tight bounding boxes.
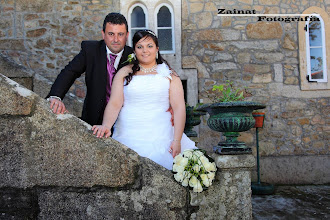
[47,40,133,125]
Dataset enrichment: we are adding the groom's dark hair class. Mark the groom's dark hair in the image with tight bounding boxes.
[103,12,128,32]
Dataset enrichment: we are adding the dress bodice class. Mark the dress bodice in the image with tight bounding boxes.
[123,72,170,113]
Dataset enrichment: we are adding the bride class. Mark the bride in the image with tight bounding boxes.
[92,30,196,170]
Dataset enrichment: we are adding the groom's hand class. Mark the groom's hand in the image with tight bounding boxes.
[49,98,68,114]
[92,125,111,138]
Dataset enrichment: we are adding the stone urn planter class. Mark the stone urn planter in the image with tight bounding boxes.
[184,105,206,137]
[196,101,265,154]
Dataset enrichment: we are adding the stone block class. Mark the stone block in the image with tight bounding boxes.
[255,155,330,184]
[214,154,255,169]
[62,25,78,37]
[190,3,204,13]
[192,158,254,219]
[220,29,241,41]
[193,29,223,41]
[282,34,297,50]
[26,28,47,38]
[274,63,283,82]
[252,74,272,83]
[239,0,253,3]
[9,77,33,90]
[38,158,188,219]
[246,22,283,39]
[197,62,210,78]
[0,19,11,29]
[231,40,279,51]
[16,0,54,12]
[255,52,284,63]
[35,38,51,49]
[0,76,34,115]
[0,39,25,50]
[259,0,281,4]
[285,100,307,110]
[284,76,299,85]
[196,12,213,29]
[237,52,251,64]
[211,62,238,71]
[204,2,217,11]
[203,42,226,51]
[182,56,198,68]
[213,53,233,61]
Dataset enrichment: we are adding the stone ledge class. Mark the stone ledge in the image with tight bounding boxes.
[0,73,140,188]
[213,154,256,169]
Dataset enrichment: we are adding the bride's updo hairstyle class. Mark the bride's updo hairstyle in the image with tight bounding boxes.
[125,29,172,85]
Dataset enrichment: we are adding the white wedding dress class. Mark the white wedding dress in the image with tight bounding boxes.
[112,63,197,170]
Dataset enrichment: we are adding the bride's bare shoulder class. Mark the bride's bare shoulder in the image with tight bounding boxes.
[117,64,133,77]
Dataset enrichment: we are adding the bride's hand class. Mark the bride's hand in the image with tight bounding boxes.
[169,140,181,158]
[92,125,112,138]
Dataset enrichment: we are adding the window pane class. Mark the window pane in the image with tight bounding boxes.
[310,47,324,79]
[309,18,322,47]
[131,6,145,28]
[157,6,171,27]
[158,29,172,51]
[130,29,144,40]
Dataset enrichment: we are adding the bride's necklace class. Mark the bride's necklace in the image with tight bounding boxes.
[139,64,157,73]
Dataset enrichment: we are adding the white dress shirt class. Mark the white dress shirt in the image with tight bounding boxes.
[106,46,124,70]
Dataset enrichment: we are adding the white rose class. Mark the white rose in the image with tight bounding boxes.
[189,176,198,188]
[204,161,217,172]
[194,150,204,157]
[173,164,185,173]
[174,172,184,182]
[198,155,209,166]
[200,174,211,187]
[183,149,193,158]
[179,157,189,167]
[183,171,192,180]
[207,172,215,181]
[174,154,189,167]
[193,180,203,193]
[182,176,189,187]
[193,164,201,173]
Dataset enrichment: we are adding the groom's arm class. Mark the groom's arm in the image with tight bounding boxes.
[46,41,90,114]
[47,41,88,100]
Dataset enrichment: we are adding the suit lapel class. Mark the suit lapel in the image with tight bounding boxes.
[100,40,108,91]
[117,46,132,71]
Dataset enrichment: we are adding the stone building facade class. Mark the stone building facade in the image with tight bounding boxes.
[0,0,329,184]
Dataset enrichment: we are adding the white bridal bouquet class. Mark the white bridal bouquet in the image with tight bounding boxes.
[173,149,217,193]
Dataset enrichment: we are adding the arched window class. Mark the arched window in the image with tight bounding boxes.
[155,4,175,53]
[128,3,148,46]
[305,15,327,82]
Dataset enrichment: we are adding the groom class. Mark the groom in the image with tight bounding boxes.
[46,13,133,125]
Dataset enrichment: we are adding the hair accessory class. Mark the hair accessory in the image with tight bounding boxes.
[146,30,156,37]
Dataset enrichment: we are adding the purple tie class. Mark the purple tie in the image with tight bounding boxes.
[106,54,117,103]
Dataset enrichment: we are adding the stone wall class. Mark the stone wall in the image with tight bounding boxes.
[0,73,255,219]
[0,0,120,106]
[182,0,330,184]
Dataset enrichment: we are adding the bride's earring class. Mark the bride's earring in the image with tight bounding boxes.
[156,53,158,60]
